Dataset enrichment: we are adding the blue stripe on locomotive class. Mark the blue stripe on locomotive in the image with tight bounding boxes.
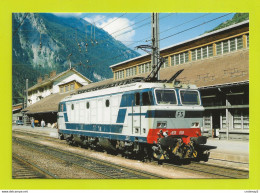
[66,123,123,133]
[116,109,127,123]
[60,125,147,143]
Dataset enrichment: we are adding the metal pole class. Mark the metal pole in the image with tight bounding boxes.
[151,13,160,80]
[226,97,229,140]
[25,79,28,108]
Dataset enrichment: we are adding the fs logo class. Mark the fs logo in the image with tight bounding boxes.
[176,110,185,118]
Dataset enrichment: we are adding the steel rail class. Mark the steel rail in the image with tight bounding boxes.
[12,152,59,179]
[13,136,165,179]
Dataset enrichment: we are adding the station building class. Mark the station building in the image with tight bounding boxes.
[27,68,92,106]
[12,103,23,123]
[109,21,249,140]
[22,68,92,126]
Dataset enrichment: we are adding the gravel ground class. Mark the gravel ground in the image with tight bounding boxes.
[12,140,108,179]
[13,132,211,179]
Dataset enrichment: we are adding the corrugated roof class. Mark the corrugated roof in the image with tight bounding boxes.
[22,91,73,114]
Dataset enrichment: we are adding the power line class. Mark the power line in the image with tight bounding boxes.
[158,13,232,42]
[100,13,127,29]
[109,15,151,36]
[112,13,173,38]
[123,13,212,48]
[97,13,233,64]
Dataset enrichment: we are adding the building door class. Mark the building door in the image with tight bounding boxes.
[212,111,220,137]
[132,93,141,136]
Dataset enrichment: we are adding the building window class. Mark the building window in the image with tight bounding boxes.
[223,40,229,53]
[165,57,169,67]
[221,114,226,129]
[230,38,236,52]
[243,109,249,129]
[237,36,243,49]
[233,109,242,129]
[246,34,249,48]
[216,42,222,55]
[232,109,249,130]
[191,50,196,61]
[203,116,211,129]
[175,54,180,65]
[202,46,207,58]
[184,52,189,62]
[60,87,63,93]
[71,104,74,110]
[126,68,129,77]
[147,63,152,72]
[208,45,213,57]
[180,53,184,64]
[171,55,175,66]
[70,84,74,91]
[86,102,90,109]
[115,70,125,80]
[197,48,202,60]
[65,85,69,92]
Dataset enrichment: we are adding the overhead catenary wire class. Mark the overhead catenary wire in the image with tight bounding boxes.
[100,13,127,29]
[111,13,174,39]
[123,13,213,47]
[158,13,232,42]
[97,13,233,64]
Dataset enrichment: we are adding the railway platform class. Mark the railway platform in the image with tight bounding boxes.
[12,125,249,170]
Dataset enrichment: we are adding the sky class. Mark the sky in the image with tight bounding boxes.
[53,13,235,55]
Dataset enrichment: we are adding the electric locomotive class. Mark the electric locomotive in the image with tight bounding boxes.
[57,78,207,161]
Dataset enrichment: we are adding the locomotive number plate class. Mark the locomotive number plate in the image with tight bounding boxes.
[176,110,185,118]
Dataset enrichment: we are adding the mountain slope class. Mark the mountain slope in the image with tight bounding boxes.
[205,13,249,33]
[12,13,140,104]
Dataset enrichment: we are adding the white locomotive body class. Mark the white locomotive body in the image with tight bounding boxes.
[58,81,207,160]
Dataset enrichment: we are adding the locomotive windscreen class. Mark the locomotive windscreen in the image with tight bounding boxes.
[180,90,200,105]
[155,89,177,105]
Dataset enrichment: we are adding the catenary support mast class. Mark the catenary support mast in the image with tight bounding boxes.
[151,13,160,80]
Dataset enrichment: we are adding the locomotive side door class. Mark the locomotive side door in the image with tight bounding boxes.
[132,92,141,135]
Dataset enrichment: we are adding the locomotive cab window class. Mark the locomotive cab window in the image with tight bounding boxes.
[135,93,140,106]
[142,92,151,106]
[180,90,200,105]
[155,89,177,105]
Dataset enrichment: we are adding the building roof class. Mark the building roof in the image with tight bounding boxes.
[110,20,249,69]
[22,92,73,114]
[12,103,23,112]
[28,68,92,92]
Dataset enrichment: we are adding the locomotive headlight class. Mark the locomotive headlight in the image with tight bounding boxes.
[157,122,167,128]
[191,122,199,127]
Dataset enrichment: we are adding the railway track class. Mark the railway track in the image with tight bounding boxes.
[12,136,165,179]
[12,129,249,179]
[161,161,249,179]
[12,153,58,179]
